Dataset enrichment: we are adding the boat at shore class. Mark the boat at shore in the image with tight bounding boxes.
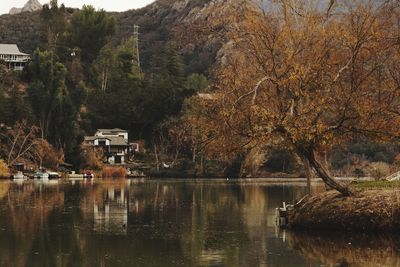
[67,171,94,179]
[33,171,49,180]
[47,171,60,179]
[127,169,147,178]
[11,171,27,180]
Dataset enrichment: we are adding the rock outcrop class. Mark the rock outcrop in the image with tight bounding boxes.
[9,0,42,15]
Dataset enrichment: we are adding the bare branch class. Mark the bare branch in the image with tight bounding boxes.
[235,76,274,105]
[333,56,353,83]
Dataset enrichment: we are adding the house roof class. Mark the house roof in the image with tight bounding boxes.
[84,136,128,146]
[0,44,29,56]
[97,128,127,133]
[84,136,98,142]
[108,136,128,146]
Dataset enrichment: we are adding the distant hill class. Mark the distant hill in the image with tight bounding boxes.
[112,0,218,73]
[9,0,43,15]
[0,0,247,74]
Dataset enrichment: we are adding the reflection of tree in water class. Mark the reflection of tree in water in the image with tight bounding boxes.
[239,184,310,266]
[0,182,67,267]
[0,179,316,266]
[81,181,262,266]
[177,182,249,266]
[0,182,9,199]
[287,230,400,267]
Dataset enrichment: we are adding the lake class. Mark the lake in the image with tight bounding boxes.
[0,178,398,267]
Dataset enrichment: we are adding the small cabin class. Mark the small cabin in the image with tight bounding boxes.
[0,44,30,71]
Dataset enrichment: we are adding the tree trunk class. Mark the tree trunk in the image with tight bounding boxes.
[154,145,160,172]
[299,147,352,196]
[172,146,180,167]
[301,156,312,195]
[200,154,204,176]
[192,144,197,163]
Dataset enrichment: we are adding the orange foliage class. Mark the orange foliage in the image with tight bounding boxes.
[0,160,10,178]
[82,146,104,170]
[187,0,400,194]
[34,139,64,170]
[102,166,127,178]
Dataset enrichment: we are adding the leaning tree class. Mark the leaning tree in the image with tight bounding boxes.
[194,0,400,195]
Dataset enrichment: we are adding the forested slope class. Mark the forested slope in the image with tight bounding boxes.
[0,12,42,53]
[0,0,221,74]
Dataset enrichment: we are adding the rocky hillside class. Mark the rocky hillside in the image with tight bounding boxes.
[112,0,219,73]
[0,0,255,73]
[9,0,42,15]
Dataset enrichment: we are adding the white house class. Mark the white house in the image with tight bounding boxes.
[0,44,30,71]
[84,128,130,165]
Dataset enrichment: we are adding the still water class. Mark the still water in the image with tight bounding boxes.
[0,178,398,267]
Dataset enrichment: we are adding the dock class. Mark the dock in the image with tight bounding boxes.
[275,202,293,228]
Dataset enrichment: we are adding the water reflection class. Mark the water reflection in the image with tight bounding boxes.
[0,178,390,267]
[287,230,400,267]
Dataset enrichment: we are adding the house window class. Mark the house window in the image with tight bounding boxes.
[98,140,106,146]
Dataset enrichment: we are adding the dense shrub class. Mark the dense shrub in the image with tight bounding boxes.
[367,162,390,181]
[102,166,127,178]
[348,142,399,164]
[81,147,104,170]
[0,160,10,178]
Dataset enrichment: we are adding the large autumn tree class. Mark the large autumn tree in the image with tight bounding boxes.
[194,0,400,195]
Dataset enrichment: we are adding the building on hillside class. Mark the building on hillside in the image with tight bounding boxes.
[0,44,30,71]
[84,128,130,165]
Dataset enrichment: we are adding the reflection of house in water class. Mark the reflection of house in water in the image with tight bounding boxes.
[93,187,128,235]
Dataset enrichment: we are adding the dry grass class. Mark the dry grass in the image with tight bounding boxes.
[367,162,391,180]
[101,166,127,178]
[289,189,400,231]
[352,180,400,189]
[0,160,10,178]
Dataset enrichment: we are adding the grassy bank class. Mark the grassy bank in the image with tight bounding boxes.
[288,189,400,231]
[351,180,400,190]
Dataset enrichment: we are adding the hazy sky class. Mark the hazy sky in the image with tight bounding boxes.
[1,0,155,15]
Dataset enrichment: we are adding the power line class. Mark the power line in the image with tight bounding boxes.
[133,24,141,70]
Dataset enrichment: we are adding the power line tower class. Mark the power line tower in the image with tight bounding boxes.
[133,25,141,70]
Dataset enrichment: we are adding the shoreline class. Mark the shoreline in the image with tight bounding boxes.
[288,188,400,231]
[1,176,375,183]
